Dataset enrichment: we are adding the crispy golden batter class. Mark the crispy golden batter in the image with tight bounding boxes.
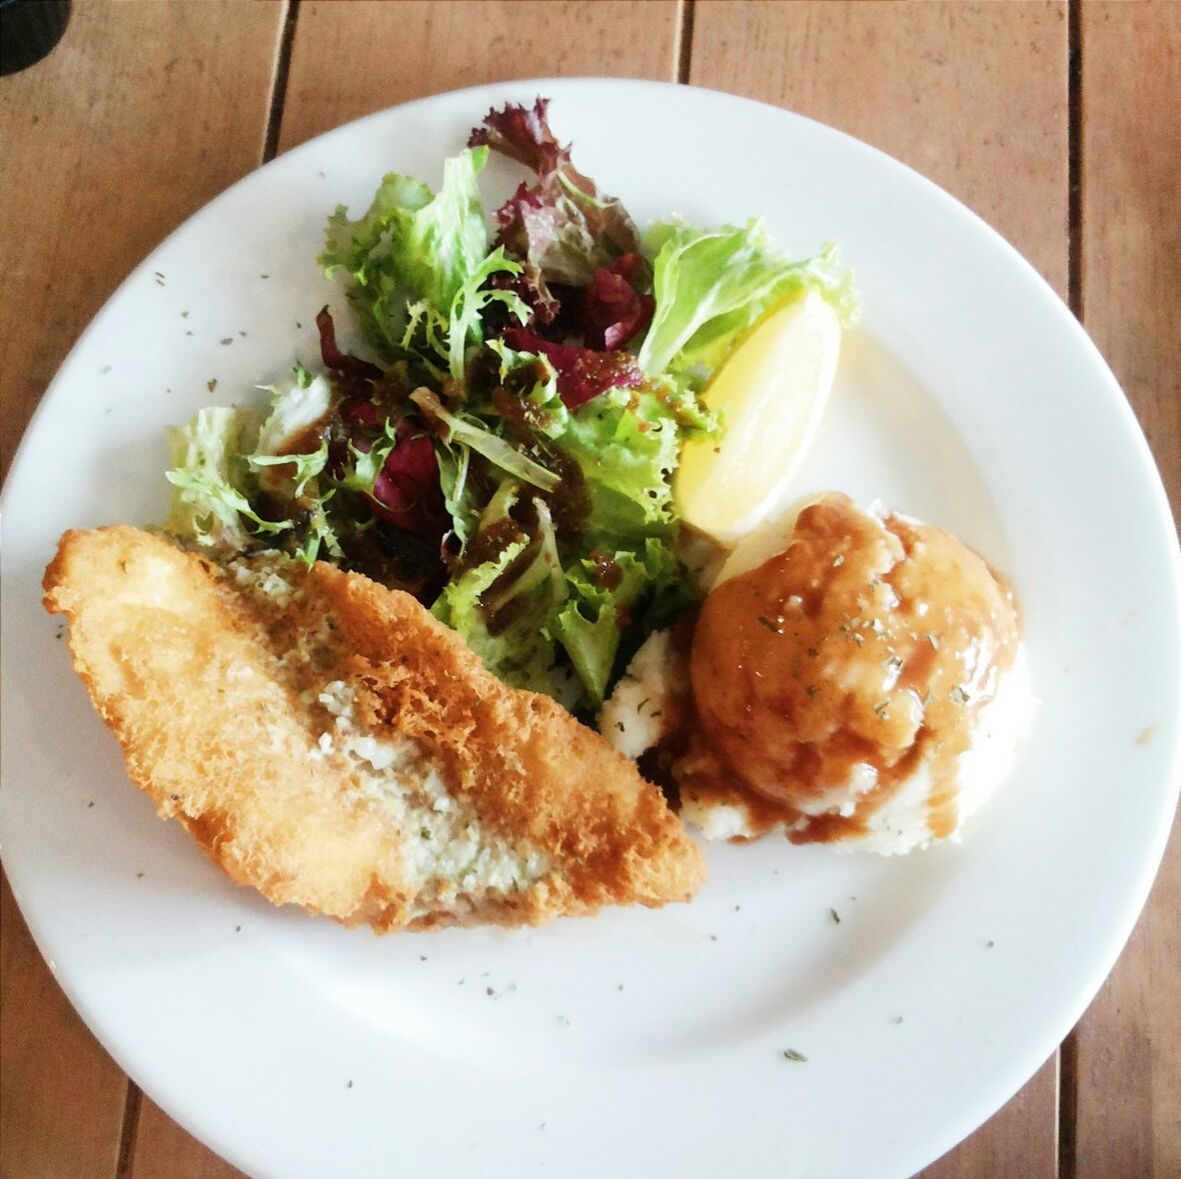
[43,527,704,930]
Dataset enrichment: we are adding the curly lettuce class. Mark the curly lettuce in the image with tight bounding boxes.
[163,407,273,551]
[320,146,496,363]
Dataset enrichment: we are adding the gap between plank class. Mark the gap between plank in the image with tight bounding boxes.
[1060,8,1082,1171]
[114,1080,142,1179]
[1059,0,1083,1163]
[1059,1033,1078,1179]
[263,0,301,164]
[677,0,695,83]
[1067,0,1082,319]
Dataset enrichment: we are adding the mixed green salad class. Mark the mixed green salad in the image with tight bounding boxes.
[164,98,854,715]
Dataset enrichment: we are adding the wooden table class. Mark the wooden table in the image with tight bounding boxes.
[2,2,1177,1175]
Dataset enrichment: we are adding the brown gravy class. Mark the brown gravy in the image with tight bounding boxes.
[681,494,1020,844]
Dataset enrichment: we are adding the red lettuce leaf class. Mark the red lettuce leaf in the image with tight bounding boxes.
[469,101,565,172]
[339,396,380,431]
[330,394,447,543]
[581,253,654,350]
[369,418,448,540]
[503,327,643,409]
[484,262,560,332]
[316,307,383,379]
[469,99,642,290]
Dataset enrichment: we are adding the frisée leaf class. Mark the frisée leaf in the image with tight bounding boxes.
[320,147,492,361]
[432,483,569,697]
[164,406,275,551]
[552,538,685,707]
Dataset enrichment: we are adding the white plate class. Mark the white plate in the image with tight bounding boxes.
[3,79,1179,1179]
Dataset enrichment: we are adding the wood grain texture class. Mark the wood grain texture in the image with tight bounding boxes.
[130,1096,248,1179]
[689,0,1069,296]
[1077,0,1181,518]
[688,4,1069,1175]
[924,1058,1061,1178]
[276,0,681,153]
[0,0,285,484]
[1071,3,1181,1175]
[0,874,128,1179]
[0,2,285,1176]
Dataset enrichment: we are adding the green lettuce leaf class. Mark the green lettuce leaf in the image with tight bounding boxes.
[292,495,344,565]
[249,443,329,500]
[165,381,355,566]
[636,219,857,382]
[541,387,704,703]
[434,440,477,548]
[551,538,685,708]
[445,247,530,381]
[433,384,700,707]
[484,338,570,440]
[320,147,492,360]
[410,387,559,493]
[556,386,681,551]
[163,406,276,551]
[432,482,568,695]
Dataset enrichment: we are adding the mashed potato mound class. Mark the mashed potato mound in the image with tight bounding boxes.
[618,493,1032,853]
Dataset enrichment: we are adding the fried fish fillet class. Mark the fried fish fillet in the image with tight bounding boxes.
[43,527,704,930]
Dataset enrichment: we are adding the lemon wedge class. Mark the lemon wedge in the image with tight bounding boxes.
[675,287,841,545]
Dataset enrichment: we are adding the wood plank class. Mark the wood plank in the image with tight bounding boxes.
[1078,0,1181,517]
[0,0,286,483]
[688,3,1069,1175]
[129,1097,247,1179]
[1071,3,1181,1175]
[0,874,128,1179]
[689,0,1069,296]
[923,1058,1060,1178]
[0,3,286,1177]
[277,0,682,154]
